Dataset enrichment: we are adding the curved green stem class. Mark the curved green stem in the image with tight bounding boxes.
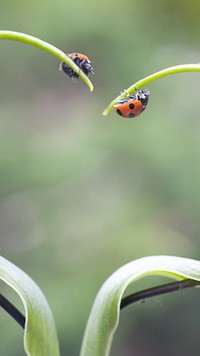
[0,30,94,91]
[102,63,200,116]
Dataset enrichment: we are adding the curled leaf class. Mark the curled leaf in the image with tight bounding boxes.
[80,255,200,356]
[0,256,60,356]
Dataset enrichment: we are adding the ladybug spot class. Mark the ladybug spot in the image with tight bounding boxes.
[128,113,135,118]
[129,103,135,110]
[116,109,123,116]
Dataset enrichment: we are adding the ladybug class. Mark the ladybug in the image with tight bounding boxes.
[114,89,150,118]
[60,52,94,79]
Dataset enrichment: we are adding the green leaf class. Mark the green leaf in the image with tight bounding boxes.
[80,255,200,356]
[0,256,60,356]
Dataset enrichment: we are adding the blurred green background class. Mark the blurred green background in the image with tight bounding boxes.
[1,0,200,355]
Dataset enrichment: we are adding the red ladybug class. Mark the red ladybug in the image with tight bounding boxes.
[60,52,94,79]
[114,89,150,118]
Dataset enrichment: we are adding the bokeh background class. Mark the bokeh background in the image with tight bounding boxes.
[1,0,200,355]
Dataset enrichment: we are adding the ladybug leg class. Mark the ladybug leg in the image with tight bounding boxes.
[120,89,130,98]
[59,62,63,71]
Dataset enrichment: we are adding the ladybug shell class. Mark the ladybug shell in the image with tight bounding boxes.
[114,89,150,119]
[114,99,146,118]
[68,53,89,61]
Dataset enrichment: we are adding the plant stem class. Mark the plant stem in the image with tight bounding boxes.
[121,278,200,310]
[0,30,93,91]
[0,293,25,328]
[103,63,200,116]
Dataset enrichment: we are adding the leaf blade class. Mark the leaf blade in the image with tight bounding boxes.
[0,255,60,356]
[80,255,200,356]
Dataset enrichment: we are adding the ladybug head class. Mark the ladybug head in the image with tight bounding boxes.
[72,55,94,76]
[79,59,94,76]
[136,89,150,106]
